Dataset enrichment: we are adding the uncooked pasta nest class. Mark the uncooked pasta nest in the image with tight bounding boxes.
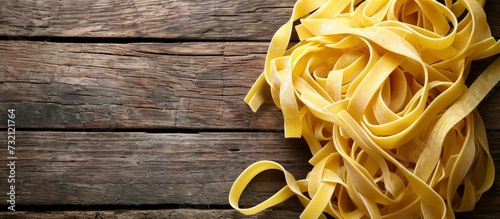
[229,0,500,218]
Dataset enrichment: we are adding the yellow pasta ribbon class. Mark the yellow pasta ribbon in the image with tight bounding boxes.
[231,0,499,218]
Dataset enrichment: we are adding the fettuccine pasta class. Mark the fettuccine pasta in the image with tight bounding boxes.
[230,0,499,218]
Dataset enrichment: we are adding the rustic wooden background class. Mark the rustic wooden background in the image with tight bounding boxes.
[0,0,499,218]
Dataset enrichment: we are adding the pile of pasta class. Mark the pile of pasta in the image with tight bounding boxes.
[229,0,500,218]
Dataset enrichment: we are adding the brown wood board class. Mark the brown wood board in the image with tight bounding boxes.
[0,0,294,40]
[0,131,312,206]
[1,41,499,130]
[0,0,498,41]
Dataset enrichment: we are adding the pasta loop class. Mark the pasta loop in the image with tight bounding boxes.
[230,0,499,218]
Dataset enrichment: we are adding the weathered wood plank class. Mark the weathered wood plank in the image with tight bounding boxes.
[1,41,499,130]
[0,131,498,215]
[0,131,311,206]
[0,41,284,130]
[0,0,499,40]
[0,209,303,219]
[0,0,293,40]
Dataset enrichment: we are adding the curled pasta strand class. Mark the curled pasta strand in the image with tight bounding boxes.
[232,0,499,218]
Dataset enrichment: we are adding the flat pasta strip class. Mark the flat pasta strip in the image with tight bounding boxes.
[230,0,499,218]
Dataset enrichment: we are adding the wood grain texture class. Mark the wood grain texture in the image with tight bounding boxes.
[0,131,311,206]
[1,41,499,131]
[0,209,303,219]
[0,0,499,41]
[0,0,293,40]
[0,41,284,130]
[0,131,499,218]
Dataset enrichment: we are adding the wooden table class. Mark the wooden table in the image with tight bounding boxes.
[0,0,499,218]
